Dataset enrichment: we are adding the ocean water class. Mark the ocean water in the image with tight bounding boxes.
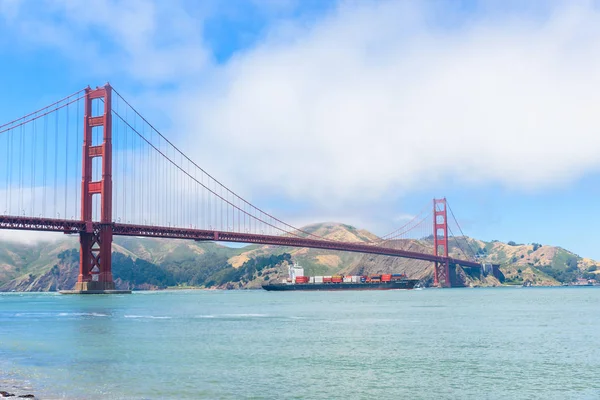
[0,287,599,399]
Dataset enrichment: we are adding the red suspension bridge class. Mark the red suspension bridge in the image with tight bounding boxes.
[0,84,482,291]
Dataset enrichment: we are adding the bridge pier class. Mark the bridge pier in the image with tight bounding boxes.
[434,260,451,288]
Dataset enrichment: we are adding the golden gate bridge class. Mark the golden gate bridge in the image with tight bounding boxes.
[0,84,482,291]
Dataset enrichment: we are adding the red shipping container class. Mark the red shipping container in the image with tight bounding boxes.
[332,277,343,283]
[381,274,392,282]
[323,277,332,283]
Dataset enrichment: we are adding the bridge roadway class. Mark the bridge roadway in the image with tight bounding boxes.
[0,215,481,268]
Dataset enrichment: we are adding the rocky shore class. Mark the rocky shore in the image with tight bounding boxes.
[0,378,36,399]
[0,389,35,398]
[0,392,34,398]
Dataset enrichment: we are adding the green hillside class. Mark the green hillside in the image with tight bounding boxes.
[462,238,599,285]
[0,223,598,291]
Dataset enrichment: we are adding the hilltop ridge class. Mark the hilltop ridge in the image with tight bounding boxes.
[0,222,597,291]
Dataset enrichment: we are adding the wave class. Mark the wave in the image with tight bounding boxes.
[14,312,53,317]
[58,312,108,317]
[192,313,269,319]
[195,314,304,320]
[124,315,172,319]
[13,312,109,318]
[222,313,269,318]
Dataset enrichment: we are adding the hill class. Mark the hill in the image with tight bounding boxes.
[0,237,245,291]
[463,238,599,286]
[0,223,598,291]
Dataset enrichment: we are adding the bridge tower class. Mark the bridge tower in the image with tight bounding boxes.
[74,84,114,292]
[433,198,451,287]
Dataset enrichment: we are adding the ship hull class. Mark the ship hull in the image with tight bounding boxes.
[262,280,419,291]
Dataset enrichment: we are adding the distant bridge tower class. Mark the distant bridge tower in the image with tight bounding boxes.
[433,198,450,287]
[75,84,115,292]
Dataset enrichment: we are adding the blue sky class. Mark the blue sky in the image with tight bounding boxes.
[1,0,600,259]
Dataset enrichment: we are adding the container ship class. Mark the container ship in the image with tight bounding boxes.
[262,263,419,291]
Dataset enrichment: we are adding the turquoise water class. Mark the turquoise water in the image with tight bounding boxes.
[1,288,599,399]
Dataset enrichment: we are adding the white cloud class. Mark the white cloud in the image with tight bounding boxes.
[1,0,210,83]
[4,0,600,239]
[171,1,600,205]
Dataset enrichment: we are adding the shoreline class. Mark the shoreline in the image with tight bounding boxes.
[0,376,36,399]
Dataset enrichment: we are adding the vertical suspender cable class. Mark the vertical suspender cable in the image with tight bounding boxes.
[31,118,36,216]
[194,169,198,228]
[180,152,183,227]
[147,122,151,225]
[54,107,58,217]
[226,189,229,231]
[114,96,118,221]
[42,115,47,216]
[168,140,171,227]
[188,159,191,227]
[122,102,127,223]
[134,112,138,223]
[18,123,23,214]
[4,128,9,214]
[75,97,80,219]
[148,120,151,224]
[8,129,12,215]
[124,105,128,222]
[177,151,180,227]
[178,152,181,227]
[214,180,217,231]
[168,144,171,226]
[163,137,166,227]
[180,153,183,227]
[161,136,164,226]
[65,101,69,219]
[166,138,169,227]
[173,148,176,226]
[127,106,131,223]
[140,122,144,224]
[207,171,210,229]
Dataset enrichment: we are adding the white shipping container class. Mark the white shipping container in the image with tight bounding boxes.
[351,276,361,283]
[309,277,315,283]
[343,277,352,283]
[314,276,324,283]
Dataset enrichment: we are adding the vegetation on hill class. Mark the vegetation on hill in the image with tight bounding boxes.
[113,253,177,288]
[462,238,599,285]
[0,222,598,291]
[204,253,292,289]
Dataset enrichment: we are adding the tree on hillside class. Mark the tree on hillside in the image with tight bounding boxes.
[112,253,176,288]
